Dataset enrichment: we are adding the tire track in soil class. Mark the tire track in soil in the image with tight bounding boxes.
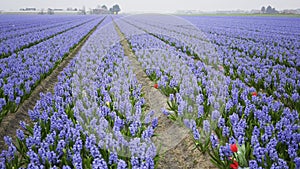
[0,16,106,151]
[113,19,216,169]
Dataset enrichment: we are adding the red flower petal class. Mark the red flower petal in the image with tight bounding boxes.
[230,161,239,169]
[251,92,257,96]
[154,84,158,89]
[230,144,238,153]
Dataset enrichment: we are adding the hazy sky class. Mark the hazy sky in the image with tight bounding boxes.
[0,0,299,12]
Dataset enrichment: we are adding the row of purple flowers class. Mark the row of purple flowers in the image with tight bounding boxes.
[0,16,101,57]
[1,16,158,168]
[0,16,105,122]
[116,15,300,169]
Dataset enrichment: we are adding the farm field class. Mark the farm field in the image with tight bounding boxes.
[0,14,299,169]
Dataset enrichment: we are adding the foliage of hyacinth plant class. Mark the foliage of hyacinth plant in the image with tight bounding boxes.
[117,15,300,169]
[1,17,158,169]
[0,16,104,122]
[181,16,300,169]
[115,19,224,155]
[182,16,300,112]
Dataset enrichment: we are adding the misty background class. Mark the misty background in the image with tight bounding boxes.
[0,0,299,13]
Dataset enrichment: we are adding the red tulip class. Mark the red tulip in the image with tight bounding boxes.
[230,144,238,153]
[251,92,257,96]
[230,161,239,169]
[154,84,158,89]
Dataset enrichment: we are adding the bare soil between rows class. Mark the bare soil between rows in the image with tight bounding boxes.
[113,19,216,169]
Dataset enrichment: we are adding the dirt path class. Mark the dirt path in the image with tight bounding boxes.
[113,20,216,169]
[0,17,106,151]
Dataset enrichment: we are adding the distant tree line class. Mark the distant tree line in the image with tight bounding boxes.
[92,4,121,14]
[99,4,121,14]
[112,4,121,14]
[261,5,279,14]
[107,4,121,14]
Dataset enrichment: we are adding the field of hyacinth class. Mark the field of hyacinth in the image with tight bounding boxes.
[0,14,299,169]
[0,15,105,121]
